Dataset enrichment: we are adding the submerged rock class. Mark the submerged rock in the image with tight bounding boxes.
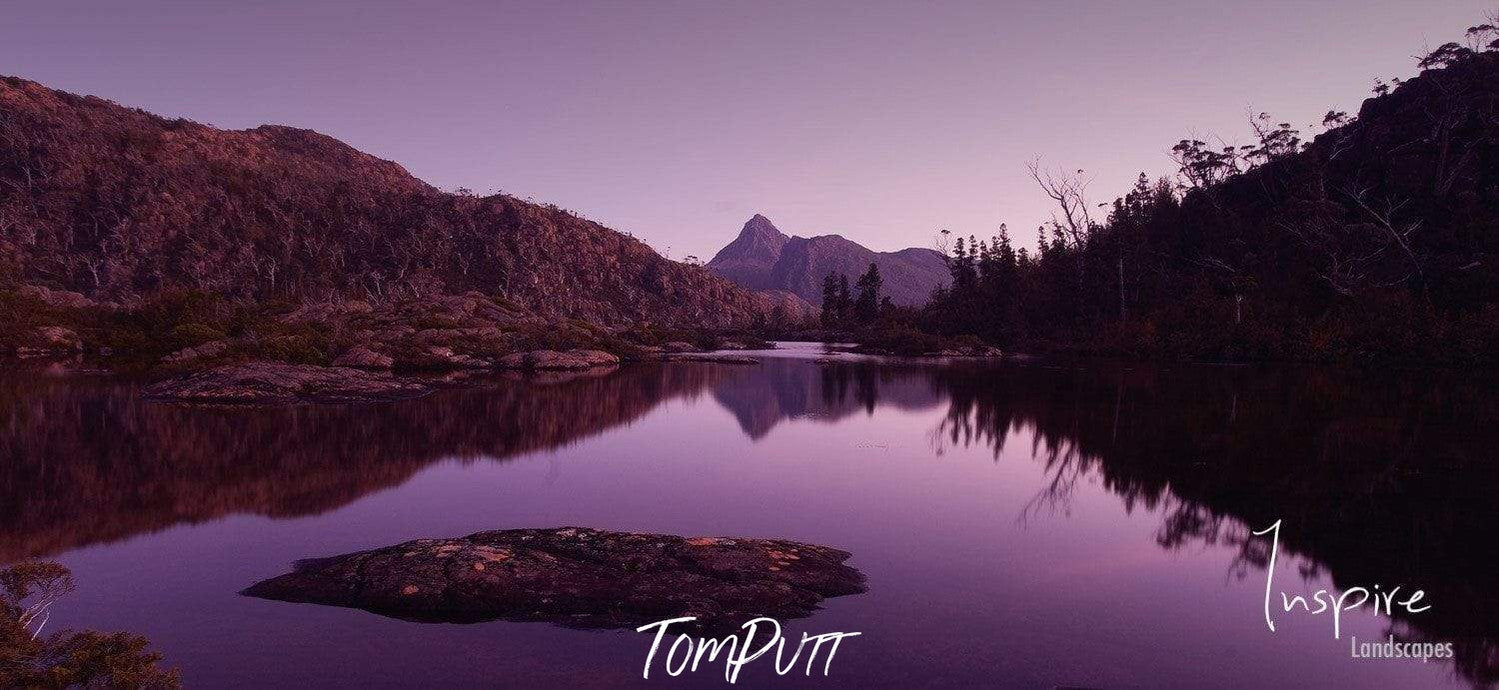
[498,349,619,370]
[666,353,760,365]
[144,362,432,404]
[932,345,1003,358]
[242,527,864,630]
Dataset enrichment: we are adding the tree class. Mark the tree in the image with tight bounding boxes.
[836,273,851,320]
[1026,159,1095,248]
[820,272,841,326]
[1245,113,1302,167]
[1,562,179,688]
[1171,138,1242,189]
[854,263,883,322]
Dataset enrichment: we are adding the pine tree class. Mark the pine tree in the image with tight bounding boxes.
[836,273,851,322]
[854,263,882,322]
[821,272,840,326]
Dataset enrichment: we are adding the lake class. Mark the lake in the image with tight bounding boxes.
[3,343,1494,688]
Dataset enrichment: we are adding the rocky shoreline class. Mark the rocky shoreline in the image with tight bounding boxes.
[5,287,785,403]
[7,286,1011,406]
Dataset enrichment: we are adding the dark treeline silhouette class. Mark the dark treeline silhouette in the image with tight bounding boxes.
[921,20,1499,365]
[819,263,892,328]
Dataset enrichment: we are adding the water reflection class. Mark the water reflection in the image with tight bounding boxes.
[711,358,941,438]
[927,363,1499,685]
[0,364,735,561]
[2,357,1495,684]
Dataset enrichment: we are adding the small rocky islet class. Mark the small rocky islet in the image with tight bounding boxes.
[242,527,866,631]
[140,346,764,404]
[142,362,432,405]
[142,348,628,404]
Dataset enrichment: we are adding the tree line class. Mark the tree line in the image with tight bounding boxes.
[898,19,1499,365]
[819,263,898,328]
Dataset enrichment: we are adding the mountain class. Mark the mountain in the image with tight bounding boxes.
[706,215,948,306]
[0,75,774,328]
[704,214,787,290]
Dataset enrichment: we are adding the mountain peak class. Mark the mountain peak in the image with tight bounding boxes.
[740,213,784,239]
[707,217,948,306]
[708,214,789,271]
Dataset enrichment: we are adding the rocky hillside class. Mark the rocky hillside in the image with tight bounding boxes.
[707,214,948,305]
[0,75,773,327]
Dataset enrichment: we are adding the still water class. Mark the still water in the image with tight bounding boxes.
[2,343,1495,688]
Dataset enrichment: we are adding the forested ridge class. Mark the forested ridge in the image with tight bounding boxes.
[917,22,1499,365]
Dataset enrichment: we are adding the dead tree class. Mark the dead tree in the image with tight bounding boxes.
[1026,158,1095,249]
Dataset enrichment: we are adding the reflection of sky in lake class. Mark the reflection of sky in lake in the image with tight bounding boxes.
[19,356,1482,688]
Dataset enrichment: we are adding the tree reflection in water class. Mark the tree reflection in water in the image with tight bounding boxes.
[923,362,1499,686]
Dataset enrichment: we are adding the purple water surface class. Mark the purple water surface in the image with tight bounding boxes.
[4,345,1490,688]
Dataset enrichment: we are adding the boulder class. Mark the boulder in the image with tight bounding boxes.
[38,326,82,349]
[144,362,432,404]
[19,285,94,309]
[161,340,228,364]
[421,345,490,369]
[662,341,697,353]
[242,527,865,631]
[16,326,83,358]
[498,349,619,370]
[332,345,394,369]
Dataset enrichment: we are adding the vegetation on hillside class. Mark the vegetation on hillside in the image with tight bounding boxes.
[0,75,774,329]
[914,18,1499,365]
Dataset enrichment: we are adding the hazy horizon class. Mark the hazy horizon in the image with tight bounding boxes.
[2,0,1490,259]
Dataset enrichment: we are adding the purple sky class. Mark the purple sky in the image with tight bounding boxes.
[2,1,1489,259]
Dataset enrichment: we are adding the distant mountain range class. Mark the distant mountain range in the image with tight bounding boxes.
[707,215,948,306]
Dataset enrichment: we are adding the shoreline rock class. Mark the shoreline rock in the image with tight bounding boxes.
[849,343,1005,358]
[161,340,228,365]
[144,362,432,405]
[332,345,395,369]
[498,349,620,370]
[15,326,84,358]
[242,527,865,631]
[665,353,761,365]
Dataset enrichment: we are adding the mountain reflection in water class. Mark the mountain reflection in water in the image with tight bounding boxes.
[1,354,1494,686]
